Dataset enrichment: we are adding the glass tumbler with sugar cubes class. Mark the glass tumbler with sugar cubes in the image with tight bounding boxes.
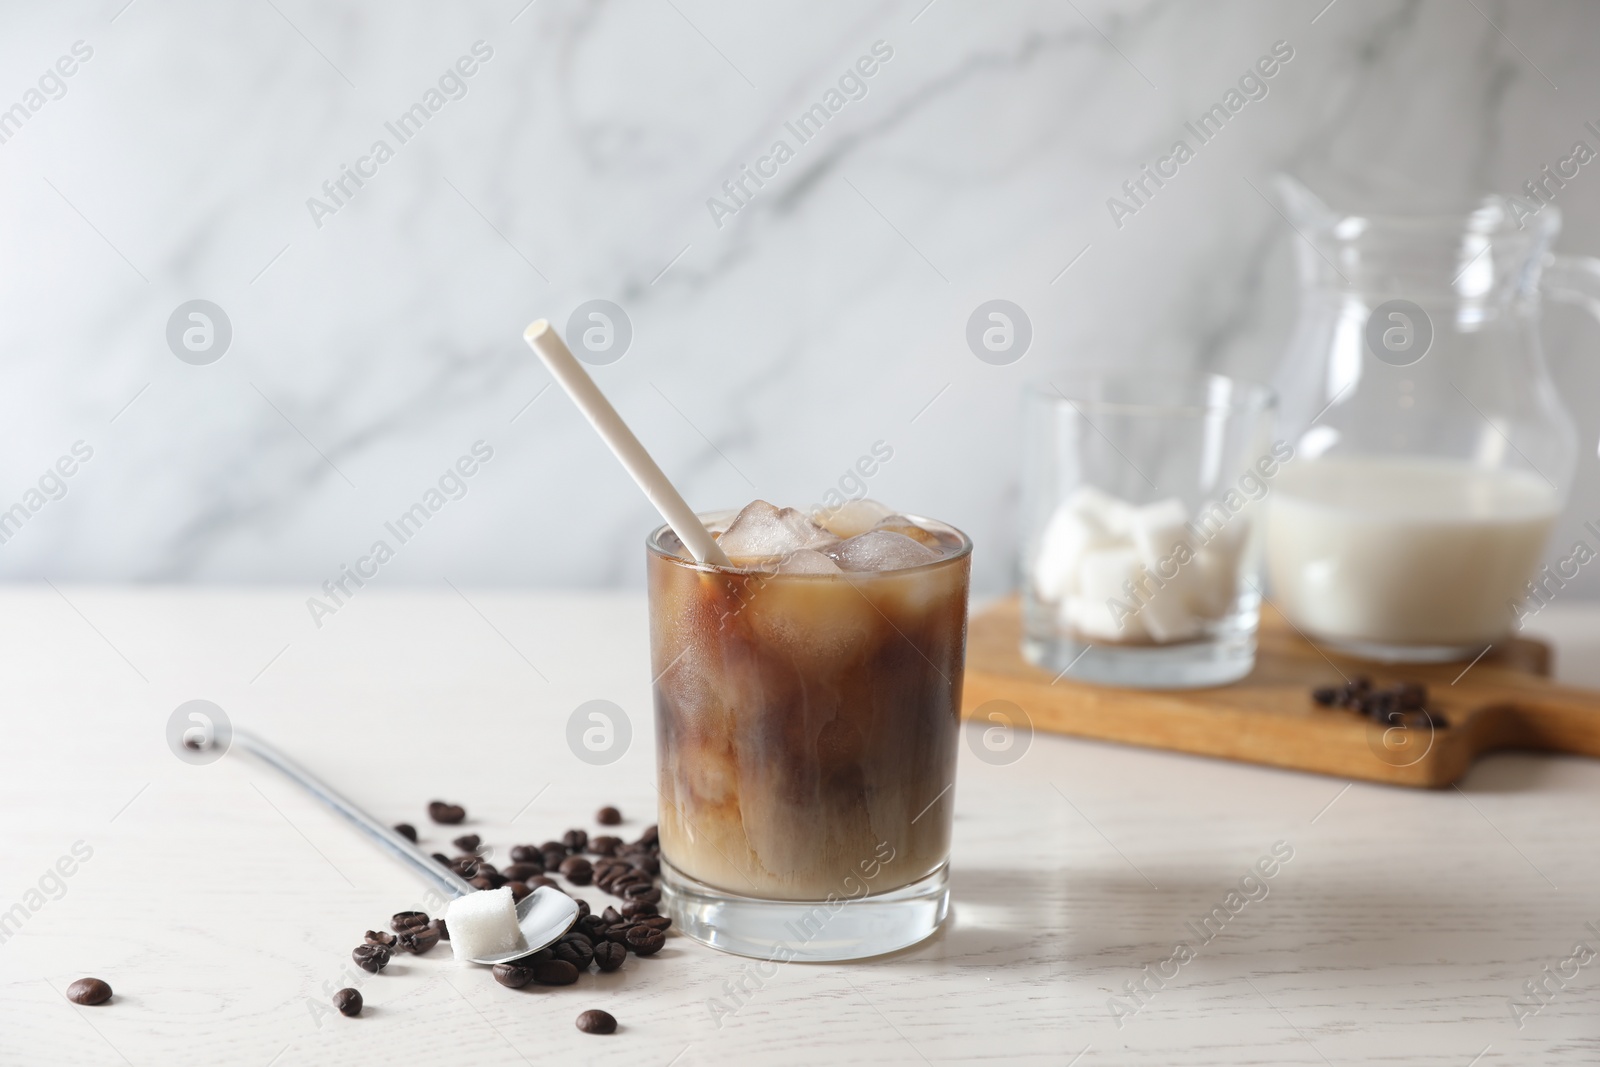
[1021,373,1277,688]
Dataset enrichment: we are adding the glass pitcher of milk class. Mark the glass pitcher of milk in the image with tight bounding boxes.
[1268,177,1600,662]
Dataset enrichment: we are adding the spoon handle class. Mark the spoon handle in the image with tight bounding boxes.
[232,729,473,900]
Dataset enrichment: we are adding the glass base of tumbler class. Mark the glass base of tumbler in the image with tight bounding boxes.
[1023,630,1256,689]
[659,860,949,962]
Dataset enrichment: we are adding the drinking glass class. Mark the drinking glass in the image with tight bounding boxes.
[1022,373,1277,688]
[648,513,971,961]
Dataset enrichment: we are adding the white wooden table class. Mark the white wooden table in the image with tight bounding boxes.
[2,587,1597,1065]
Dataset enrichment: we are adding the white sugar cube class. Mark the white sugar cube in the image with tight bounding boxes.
[1184,545,1239,619]
[445,887,526,963]
[1137,580,1202,643]
[1062,594,1145,641]
[1066,486,1133,537]
[1128,498,1191,570]
[1032,504,1097,601]
[1072,546,1144,639]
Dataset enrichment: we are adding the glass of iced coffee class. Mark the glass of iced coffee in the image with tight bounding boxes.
[648,499,971,961]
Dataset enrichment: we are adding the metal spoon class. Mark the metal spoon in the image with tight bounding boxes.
[230,729,578,965]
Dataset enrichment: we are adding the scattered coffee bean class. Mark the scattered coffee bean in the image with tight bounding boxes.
[399,927,440,954]
[575,898,592,921]
[352,944,391,973]
[589,835,622,857]
[391,911,430,934]
[432,853,451,866]
[629,854,661,876]
[593,941,627,972]
[492,962,534,988]
[364,930,398,948]
[596,806,622,826]
[532,959,580,986]
[601,906,623,924]
[428,801,466,824]
[625,926,666,956]
[452,834,481,853]
[563,829,589,853]
[601,924,633,945]
[1310,678,1449,728]
[333,988,362,1016]
[637,825,659,847]
[507,881,531,903]
[637,915,673,931]
[540,839,566,854]
[552,937,595,971]
[504,863,542,881]
[622,901,658,918]
[576,1008,618,1034]
[509,844,542,864]
[622,884,660,904]
[393,823,418,843]
[560,856,594,885]
[65,978,111,1006]
[542,848,569,870]
[528,875,561,891]
[469,875,495,891]
[431,918,449,941]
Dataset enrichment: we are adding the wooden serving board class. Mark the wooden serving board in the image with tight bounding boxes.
[961,596,1600,787]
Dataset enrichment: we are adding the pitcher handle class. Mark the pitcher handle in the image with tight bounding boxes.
[1542,253,1600,323]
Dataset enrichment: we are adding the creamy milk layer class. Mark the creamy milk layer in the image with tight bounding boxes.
[1266,457,1559,647]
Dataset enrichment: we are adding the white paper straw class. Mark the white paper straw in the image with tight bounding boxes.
[522,320,732,567]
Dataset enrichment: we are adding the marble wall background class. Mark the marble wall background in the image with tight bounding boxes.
[2,0,1599,599]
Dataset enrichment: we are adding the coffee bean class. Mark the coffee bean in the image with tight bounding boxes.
[576,1009,617,1034]
[622,884,660,904]
[393,823,418,843]
[629,854,660,876]
[469,875,495,891]
[400,927,440,954]
[601,906,623,924]
[452,834,481,853]
[621,901,657,918]
[552,938,594,971]
[504,862,542,881]
[352,944,390,973]
[508,881,531,903]
[540,839,566,854]
[542,848,569,870]
[601,924,633,945]
[637,825,659,847]
[333,987,362,1016]
[589,835,622,857]
[563,829,589,853]
[625,926,666,956]
[428,801,466,825]
[532,959,580,986]
[578,914,607,939]
[563,930,594,949]
[431,918,449,941]
[575,898,592,921]
[1310,686,1338,706]
[493,962,534,988]
[596,806,622,826]
[509,844,541,864]
[593,941,627,972]
[528,875,561,891]
[364,930,398,947]
[560,857,594,885]
[637,915,673,931]
[432,852,451,866]
[65,978,111,1006]
[391,911,430,934]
